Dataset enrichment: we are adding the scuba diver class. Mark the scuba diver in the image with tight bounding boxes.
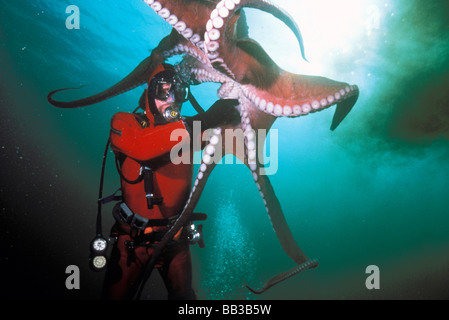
[100,63,240,300]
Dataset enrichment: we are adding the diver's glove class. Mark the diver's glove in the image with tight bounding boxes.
[183,99,240,133]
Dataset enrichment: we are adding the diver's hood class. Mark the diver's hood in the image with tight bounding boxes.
[144,63,179,126]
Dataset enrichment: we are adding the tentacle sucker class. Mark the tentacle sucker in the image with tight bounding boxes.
[135,128,222,299]
[204,0,307,62]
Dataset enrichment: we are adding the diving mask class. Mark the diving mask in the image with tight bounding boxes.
[149,78,189,103]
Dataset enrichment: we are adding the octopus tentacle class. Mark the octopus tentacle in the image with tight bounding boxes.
[236,96,317,292]
[250,170,310,265]
[47,28,211,109]
[160,29,212,67]
[245,169,319,293]
[245,259,319,294]
[47,54,162,108]
[135,128,222,299]
[188,127,224,209]
[178,55,231,85]
[330,90,359,131]
[204,0,306,62]
[47,29,196,109]
[143,0,215,49]
[143,0,307,80]
[235,0,306,62]
[243,81,360,119]
[228,36,361,121]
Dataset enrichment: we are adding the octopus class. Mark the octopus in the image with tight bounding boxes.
[48,0,359,296]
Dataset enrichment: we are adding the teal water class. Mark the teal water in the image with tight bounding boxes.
[1,0,449,299]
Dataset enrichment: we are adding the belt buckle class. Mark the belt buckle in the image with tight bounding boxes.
[130,213,148,232]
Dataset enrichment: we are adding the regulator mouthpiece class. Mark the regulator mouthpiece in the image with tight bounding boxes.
[163,106,181,122]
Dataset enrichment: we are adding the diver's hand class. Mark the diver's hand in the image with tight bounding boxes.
[204,99,240,128]
[183,99,240,134]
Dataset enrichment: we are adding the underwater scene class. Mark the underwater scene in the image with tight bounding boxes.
[1,0,449,300]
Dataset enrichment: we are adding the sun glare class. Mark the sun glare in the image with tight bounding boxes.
[245,0,387,76]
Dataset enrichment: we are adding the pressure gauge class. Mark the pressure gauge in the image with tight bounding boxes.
[92,238,107,252]
[92,256,107,270]
[89,235,109,271]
